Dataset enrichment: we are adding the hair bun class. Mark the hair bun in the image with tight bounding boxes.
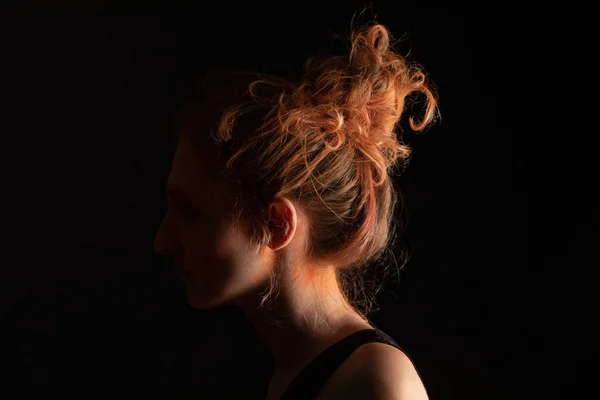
[281,24,438,185]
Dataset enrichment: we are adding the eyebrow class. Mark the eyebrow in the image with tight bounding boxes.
[167,187,208,206]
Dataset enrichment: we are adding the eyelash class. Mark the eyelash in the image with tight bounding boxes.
[174,201,197,218]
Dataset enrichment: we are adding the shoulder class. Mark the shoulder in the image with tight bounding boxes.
[316,342,429,400]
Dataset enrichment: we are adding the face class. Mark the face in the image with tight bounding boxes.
[154,136,271,309]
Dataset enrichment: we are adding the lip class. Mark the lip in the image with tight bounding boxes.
[173,258,187,272]
[172,257,193,278]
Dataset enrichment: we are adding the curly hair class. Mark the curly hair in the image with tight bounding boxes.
[173,24,438,320]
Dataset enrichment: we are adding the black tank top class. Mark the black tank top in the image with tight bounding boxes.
[278,327,425,400]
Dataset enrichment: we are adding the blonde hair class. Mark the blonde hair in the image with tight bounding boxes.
[175,24,438,319]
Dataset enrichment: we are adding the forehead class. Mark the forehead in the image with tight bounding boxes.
[168,136,206,188]
[166,136,229,203]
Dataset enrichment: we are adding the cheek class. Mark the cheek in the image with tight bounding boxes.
[181,219,265,297]
[183,220,224,269]
[183,215,248,278]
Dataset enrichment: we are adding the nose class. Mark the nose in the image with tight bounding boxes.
[154,214,177,256]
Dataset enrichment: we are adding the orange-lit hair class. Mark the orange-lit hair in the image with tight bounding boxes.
[175,24,438,318]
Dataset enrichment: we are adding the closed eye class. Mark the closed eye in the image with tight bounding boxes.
[174,200,198,219]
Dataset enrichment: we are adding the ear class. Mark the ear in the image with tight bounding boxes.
[267,197,297,251]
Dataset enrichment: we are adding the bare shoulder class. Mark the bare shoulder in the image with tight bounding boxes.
[316,342,429,400]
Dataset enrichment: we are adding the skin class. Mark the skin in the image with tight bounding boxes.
[154,135,428,399]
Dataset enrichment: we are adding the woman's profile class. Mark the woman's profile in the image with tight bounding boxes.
[154,23,438,400]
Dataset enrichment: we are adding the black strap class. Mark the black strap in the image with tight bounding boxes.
[278,328,419,400]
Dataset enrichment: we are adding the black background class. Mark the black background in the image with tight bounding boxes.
[2,1,596,399]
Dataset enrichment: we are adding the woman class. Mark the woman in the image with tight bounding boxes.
[154,24,438,399]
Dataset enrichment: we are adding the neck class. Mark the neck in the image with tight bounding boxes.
[234,266,371,374]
